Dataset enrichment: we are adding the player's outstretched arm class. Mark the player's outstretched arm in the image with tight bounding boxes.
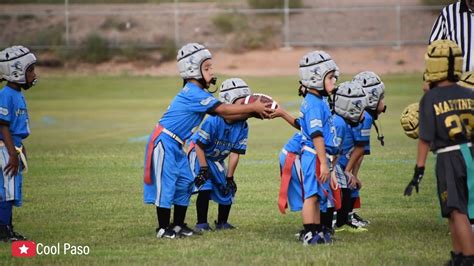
[227,152,240,178]
[0,123,19,177]
[194,143,210,189]
[353,155,364,177]
[270,106,300,130]
[344,145,364,174]
[225,152,240,196]
[404,139,430,196]
[214,100,273,119]
[219,113,252,122]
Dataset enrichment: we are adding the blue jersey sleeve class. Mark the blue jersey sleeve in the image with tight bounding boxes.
[352,112,372,147]
[335,116,347,152]
[0,91,12,124]
[232,122,248,154]
[188,89,222,115]
[195,117,215,147]
[304,101,326,138]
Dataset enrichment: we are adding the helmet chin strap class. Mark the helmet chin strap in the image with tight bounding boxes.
[367,108,378,121]
[298,82,308,97]
[372,120,385,146]
[205,77,218,93]
[319,88,329,97]
[22,78,37,90]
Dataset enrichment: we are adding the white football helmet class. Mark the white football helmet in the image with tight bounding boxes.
[352,71,385,111]
[0,45,37,86]
[177,43,212,81]
[299,51,339,95]
[219,78,252,104]
[333,81,368,125]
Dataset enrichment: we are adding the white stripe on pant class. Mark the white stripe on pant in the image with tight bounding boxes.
[0,146,15,201]
[153,142,165,207]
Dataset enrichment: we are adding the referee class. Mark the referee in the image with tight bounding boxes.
[429,0,473,73]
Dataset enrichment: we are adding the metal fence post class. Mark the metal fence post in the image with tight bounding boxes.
[174,0,180,47]
[65,0,70,48]
[395,1,401,49]
[283,0,290,48]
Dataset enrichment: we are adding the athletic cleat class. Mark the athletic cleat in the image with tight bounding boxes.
[295,229,305,242]
[444,251,463,266]
[172,224,197,237]
[336,222,368,233]
[322,231,333,244]
[156,228,176,239]
[351,217,368,228]
[194,223,213,233]
[0,225,26,242]
[302,231,326,245]
[9,225,26,240]
[214,220,236,230]
[322,226,334,243]
[353,213,370,225]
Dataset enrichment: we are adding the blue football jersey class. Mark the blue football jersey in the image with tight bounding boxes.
[159,82,221,142]
[0,86,30,147]
[349,111,373,155]
[327,114,347,156]
[300,93,332,149]
[191,115,248,162]
[283,132,303,154]
[361,111,373,154]
[339,111,372,167]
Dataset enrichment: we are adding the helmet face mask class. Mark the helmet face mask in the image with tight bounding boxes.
[219,78,252,104]
[299,51,339,96]
[0,45,37,89]
[333,81,368,126]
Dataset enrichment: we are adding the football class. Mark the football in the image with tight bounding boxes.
[241,93,278,119]
[242,93,279,110]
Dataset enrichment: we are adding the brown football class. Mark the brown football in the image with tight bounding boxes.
[241,93,278,119]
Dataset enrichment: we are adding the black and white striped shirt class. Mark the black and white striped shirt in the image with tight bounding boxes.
[429,0,473,72]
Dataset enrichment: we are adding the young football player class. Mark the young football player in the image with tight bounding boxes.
[187,78,252,232]
[143,43,272,239]
[341,71,387,228]
[405,40,474,265]
[0,45,37,241]
[333,80,378,232]
[297,51,339,245]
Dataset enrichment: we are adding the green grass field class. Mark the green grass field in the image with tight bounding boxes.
[0,73,447,265]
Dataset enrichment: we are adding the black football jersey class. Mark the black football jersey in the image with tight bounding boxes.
[419,84,474,151]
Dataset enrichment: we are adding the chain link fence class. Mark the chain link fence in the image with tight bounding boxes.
[0,1,444,50]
